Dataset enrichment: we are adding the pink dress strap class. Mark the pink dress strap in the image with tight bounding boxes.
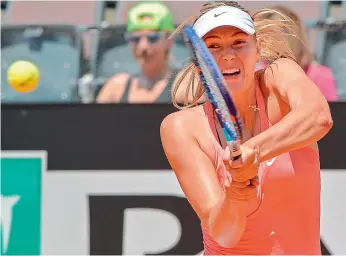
[203,102,219,141]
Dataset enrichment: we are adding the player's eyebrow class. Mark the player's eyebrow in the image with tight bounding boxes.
[230,31,247,37]
[204,35,222,40]
[204,31,247,40]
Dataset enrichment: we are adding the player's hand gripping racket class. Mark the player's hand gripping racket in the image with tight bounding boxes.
[183,26,244,159]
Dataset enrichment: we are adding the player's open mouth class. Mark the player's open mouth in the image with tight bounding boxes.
[222,68,241,77]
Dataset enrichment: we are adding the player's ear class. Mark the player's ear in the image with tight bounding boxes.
[255,35,263,62]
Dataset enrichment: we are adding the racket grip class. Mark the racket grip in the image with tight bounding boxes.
[251,175,260,186]
[227,141,260,186]
[228,141,241,161]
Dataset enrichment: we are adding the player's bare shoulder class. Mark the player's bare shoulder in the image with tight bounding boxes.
[160,104,216,164]
[160,105,211,148]
[263,58,305,91]
[161,105,205,137]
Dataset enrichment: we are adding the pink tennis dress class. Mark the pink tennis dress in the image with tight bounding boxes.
[202,86,322,255]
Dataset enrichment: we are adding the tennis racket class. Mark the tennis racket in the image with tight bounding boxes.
[183,26,244,159]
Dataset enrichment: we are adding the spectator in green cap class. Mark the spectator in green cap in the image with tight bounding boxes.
[97,1,180,103]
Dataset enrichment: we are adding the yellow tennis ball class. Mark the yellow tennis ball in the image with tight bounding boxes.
[7,61,40,93]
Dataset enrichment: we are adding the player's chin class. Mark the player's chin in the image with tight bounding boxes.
[223,74,243,89]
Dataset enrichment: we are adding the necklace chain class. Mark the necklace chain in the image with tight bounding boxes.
[248,105,260,112]
[248,76,260,112]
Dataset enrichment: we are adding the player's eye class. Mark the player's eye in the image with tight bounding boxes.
[233,40,247,47]
[207,43,221,49]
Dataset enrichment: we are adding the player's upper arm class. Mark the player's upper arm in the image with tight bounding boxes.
[160,113,224,223]
[264,58,330,111]
[96,74,129,103]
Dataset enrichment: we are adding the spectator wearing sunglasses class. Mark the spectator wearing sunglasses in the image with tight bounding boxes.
[97,1,180,103]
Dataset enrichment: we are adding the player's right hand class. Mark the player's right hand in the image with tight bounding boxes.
[222,145,259,202]
[224,179,258,202]
[223,144,259,184]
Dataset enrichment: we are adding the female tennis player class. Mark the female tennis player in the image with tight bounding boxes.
[160,1,333,255]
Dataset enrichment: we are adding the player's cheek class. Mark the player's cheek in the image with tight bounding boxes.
[211,51,222,63]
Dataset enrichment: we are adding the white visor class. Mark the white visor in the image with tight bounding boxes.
[193,6,255,38]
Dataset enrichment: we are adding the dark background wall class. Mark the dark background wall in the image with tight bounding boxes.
[1,103,345,170]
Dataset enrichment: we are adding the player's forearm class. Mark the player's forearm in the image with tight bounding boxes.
[246,103,333,162]
[208,196,247,248]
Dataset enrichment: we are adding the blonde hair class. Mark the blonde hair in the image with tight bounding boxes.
[258,5,312,68]
[170,1,300,109]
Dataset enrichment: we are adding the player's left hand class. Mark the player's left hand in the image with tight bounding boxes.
[223,144,260,185]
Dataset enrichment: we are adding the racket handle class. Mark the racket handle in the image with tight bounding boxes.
[227,141,260,186]
[228,141,241,161]
[250,175,260,186]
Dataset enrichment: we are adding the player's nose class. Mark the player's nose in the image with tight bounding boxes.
[222,47,236,61]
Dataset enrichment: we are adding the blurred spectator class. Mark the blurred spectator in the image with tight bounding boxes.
[257,6,339,101]
[97,1,180,103]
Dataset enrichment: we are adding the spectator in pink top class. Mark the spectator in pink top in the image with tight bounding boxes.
[256,6,338,101]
